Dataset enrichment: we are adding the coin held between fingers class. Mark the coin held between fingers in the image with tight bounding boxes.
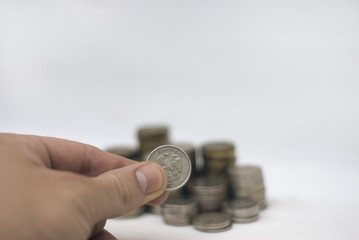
[146,145,191,191]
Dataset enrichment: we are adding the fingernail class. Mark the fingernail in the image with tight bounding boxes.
[135,163,164,194]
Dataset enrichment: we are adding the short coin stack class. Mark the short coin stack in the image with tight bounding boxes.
[228,165,267,209]
[137,126,169,159]
[189,176,228,212]
[193,212,232,233]
[161,197,198,226]
[223,199,259,223]
[202,142,236,176]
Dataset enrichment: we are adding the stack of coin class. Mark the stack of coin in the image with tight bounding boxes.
[189,176,228,212]
[137,125,169,158]
[193,212,232,232]
[202,141,236,176]
[161,197,198,226]
[228,165,267,209]
[105,145,141,161]
[223,199,259,223]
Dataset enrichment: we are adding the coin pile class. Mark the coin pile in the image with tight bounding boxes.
[193,212,232,233]
[105,125,268,233]
[189,176,228,212]
[202,141,236,176]
[223,199,259,223]
[228,165,267,209]
[161,197,198,226]
[137,125,169,158]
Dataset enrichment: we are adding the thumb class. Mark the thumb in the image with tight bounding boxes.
[85,162,168,222]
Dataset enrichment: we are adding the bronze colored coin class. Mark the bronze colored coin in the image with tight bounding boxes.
[137,125,169,138]
[202,141,235,158]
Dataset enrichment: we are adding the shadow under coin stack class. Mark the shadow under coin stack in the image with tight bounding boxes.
[161,197,198,226]
[137,125,169,160]
[189,176,228,212]
[228,165,267,209]
[223,199,259,223]
[202,141,236,176]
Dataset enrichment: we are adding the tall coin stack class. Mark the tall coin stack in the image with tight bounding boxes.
[161,197,198,226]
[137,125,169,159]
[189,176,228,212]
[202,141,236,176]
[228,165,267,209]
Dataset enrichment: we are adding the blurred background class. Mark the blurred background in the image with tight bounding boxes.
[1,0,358,238]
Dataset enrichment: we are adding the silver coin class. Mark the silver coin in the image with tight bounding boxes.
[147,145,191,191]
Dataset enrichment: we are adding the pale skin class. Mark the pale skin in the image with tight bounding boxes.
[0,133,169,240]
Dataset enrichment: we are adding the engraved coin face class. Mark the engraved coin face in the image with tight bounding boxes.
[147,145,191,191]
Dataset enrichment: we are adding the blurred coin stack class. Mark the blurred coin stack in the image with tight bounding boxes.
[189,176,228,212]
[223,199,259,223]
[228,165,267,209]
[202,141,236,176]
[137,125,169,159]
[161,197,198,226]
[193,212,232,233]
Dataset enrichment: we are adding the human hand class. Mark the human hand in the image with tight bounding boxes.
[0,133,168,240]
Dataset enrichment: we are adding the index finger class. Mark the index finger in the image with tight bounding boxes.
[38,135,138,176]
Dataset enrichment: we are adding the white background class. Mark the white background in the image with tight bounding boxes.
[1,0,359,239]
